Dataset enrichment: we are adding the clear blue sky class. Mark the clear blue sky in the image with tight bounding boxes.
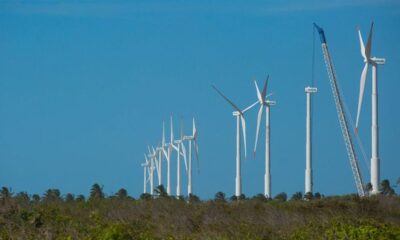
[0,1,399,199]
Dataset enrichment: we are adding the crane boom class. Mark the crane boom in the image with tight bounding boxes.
[314,23,366,197]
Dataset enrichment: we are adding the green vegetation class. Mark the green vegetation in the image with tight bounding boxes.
[0,183,399,239]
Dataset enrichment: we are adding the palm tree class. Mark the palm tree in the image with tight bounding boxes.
[115,188,128,199]
[0,187,12,199]
[314,192,322,199]
[15,192,30,203]
[43,189,61,202]
[154,185,168,198]
[65,193,75,202]
[90,183,104,200]
[291,192,303,201]
[76,194,86,202]
[274,192,287,202]
[304,192,313,201]
[187,194,200,203]
[214,192,226,202]
[380,179,395,196]
[31,194,41,203]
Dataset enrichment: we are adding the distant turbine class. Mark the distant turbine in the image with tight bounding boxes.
[305,86,317,195]
[213,85,257,198]
[141,155,150,194]
[161,116,175,195]
[356,23,385,195]
[147,146,157,195]
[253,77,276,198]
[173,120,187,198]
[183,118,199,196]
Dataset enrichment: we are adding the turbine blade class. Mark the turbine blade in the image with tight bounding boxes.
[365,22,373,60]
[212,85,243,115]
[194,140,200,174]
[358,27,366,60]
[180,119,184,141]
[254,80,263,103]
[162,121,166,146]
[192,118,197,138]
[254,105,264,158]
[181,142,188,173]
[242,101,258,114]
[162,148,168,159]
[261,75,269,102]
[356,63,369,131]
[240,116,247,160]
[172,143,179,152]
[170,115,174,143]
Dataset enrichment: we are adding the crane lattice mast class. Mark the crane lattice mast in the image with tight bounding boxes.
[314,23,366,197]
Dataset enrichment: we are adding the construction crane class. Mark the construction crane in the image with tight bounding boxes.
[314,23,366,197]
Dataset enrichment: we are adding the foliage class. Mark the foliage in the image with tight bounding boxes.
[381,179,395,196]
[304,192,313,201]
[0,185,399,239]
[290,218,400,239]
[154,184,168,198]
[115,188,128,199]
[291,192,303,201]
[214,191,226,202]
[274,192,287,202]
[90,183,105,200]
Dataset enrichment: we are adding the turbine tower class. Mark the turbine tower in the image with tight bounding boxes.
[161,116,175,195]
[213,85,257,198]
[141,155,149,194]
[253,77,276,198]
[356,23,385,195]
[183,118,199,196]
[147,146,156,195]
[173,121,186,198]
[305,86,317,194]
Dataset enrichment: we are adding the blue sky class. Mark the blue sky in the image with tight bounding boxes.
[0,1,399,199]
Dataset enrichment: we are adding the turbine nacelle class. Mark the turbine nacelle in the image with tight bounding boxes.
[232,111,241,116]
[370,57,385,65]
[266,100,276,106]
[305,87,318,93]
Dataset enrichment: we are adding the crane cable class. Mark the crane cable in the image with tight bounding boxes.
[311,26,316,143]
[336,81,370,171]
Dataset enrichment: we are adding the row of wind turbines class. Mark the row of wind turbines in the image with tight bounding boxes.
[211,22,385,198]
[140,22,385,198]
[141,117,199,197]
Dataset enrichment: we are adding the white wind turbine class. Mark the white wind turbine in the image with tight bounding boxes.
[213,85,257,198]
[305,86,317,195]
[173,121,187,198]
[141,155,150,194]
[155,124,166,187]
[146,147,156,195]
[161,117,175,196]
[356,22,385,195]
[183,118,199,196]
[253,77,276,198]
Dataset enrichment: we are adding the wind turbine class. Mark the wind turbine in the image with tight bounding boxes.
[355,22,385,195]
[173,120,187,198]
[183,118,199,196]
[161,117,175,196]
[213,85,257,198]
[147,146,156,195]
[253,77,276,198]
[141,155,150,194]
[305,86,317,195]
[155,145,163,186]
